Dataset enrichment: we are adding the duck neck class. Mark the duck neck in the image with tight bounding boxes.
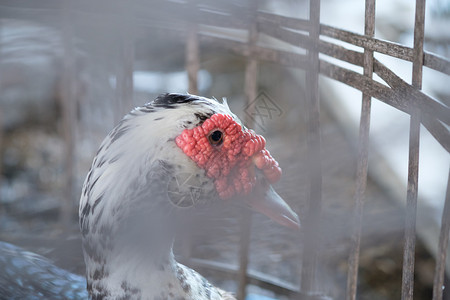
[83,223,224,300]
[85,241,222,300]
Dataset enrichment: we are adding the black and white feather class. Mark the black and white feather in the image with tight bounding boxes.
[79,93,238,299]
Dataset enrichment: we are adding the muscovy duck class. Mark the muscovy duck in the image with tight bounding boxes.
[1,93,300,299]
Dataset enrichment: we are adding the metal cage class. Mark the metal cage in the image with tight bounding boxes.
[0,0,449,299]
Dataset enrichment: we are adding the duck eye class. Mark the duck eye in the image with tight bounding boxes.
[208,130,223,146]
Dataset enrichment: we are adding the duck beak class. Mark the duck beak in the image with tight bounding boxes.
[244,181,300,230]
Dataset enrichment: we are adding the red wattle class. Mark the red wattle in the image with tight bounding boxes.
[175,113,282,199]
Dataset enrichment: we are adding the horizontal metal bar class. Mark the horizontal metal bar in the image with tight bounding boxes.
[319,60,450,152]
[424,52,450,76]
[257,11,310,32]
[180,257,330,299]
[321,24,414,61]
[1,0,449,77]
[1,0,448,74]
[197,34,309,69]
[373,60,450,126]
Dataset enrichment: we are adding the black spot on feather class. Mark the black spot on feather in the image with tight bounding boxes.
[86,170,93,186]
[80,203,91,231]
[201,276,212,299]
[109,155,121,164]
[138,106,155,113]
[92,193,104,214]
[93,267,105,280]
[89,176,101,193]
[97,158,106,168]
[159,160,174,171]
[121,281,140,296]
[153,93,199,108]
[82,240,104,264]
[194,113,209,121]
[96,144,104,156]
[110,125,131,144]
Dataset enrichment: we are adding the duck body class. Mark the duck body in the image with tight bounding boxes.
[0,241,88,300]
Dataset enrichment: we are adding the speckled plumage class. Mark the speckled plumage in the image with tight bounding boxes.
[79,94,238,299]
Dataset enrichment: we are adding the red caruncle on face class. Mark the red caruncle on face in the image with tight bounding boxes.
[175,114,282,199]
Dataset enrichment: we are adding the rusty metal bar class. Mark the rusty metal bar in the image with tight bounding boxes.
[372,60,450,126]
[320,25,450,76]
[197,34,449,149]
[411,0,426,91]
[424,52,450,76]
[300,0,322,295]
[237,2,259,299]
[401,0,425,299]
[177,28,449,120]
[346,1,375,300]
[319,60,450,153]
[401,109,421,300]
[60,0,77,228]
[432,169,450,300]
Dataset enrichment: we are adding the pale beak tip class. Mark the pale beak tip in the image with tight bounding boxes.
[284,214,301,230]
[245,183,301,231]
[281,213,301,230]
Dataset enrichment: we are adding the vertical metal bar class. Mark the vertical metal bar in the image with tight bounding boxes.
[433,169,450,300]
[237,2,258,299]
[0,20,3,216]
[186,24,199,95]
[0,112,3,217]
[115,1,134,121]
[301,0,322,294]
[237,213,252,300]
[412,0,426,90]
[401,0,425,299]
[60,0,77,228]
[182,13,200,264]
[346,1,375,300]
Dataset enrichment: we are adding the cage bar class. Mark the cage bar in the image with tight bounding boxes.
[186,24,199,95]
[114,2,134,121]
[237,2,259,299]
[300,0,322,295]
[180,20,201,265]
[346,1,375,299]
[433,170,450,300]
[401,0,426,299]
[0,0,449,298]
[0,20,3,217]
[60,0,77,228]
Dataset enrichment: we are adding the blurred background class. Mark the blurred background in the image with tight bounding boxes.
[0,0,449,299]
